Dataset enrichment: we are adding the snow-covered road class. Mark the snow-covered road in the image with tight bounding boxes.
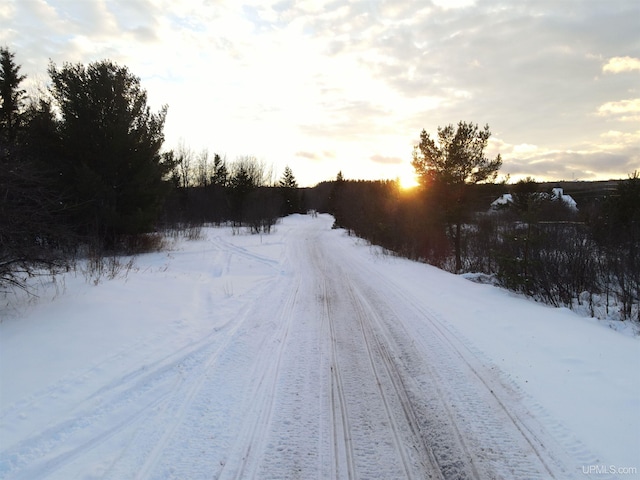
[1,214,638,479]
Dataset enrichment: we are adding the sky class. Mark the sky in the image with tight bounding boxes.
[2,0,639,187]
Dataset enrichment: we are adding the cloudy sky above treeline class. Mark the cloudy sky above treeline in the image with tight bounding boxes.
[3,0,639,186]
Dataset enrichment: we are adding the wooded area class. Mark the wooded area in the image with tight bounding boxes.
[318,175,639,321]
[0,49,305,291]
[1,49,638,322]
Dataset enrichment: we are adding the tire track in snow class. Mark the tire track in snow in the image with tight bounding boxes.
[342,276,448,480]
[216,277,299,480]
[397,297,581,479]
[312,243,443,480]
[0,234,283,480]
[210,236,284,275]
[322,276,357,480]
[344,280,441,480]
[130,316,251,480]
[350,282,487,479]
[0,294,263,480]
[341,243,586,479]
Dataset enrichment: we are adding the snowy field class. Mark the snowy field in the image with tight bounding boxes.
[1,214,638,479]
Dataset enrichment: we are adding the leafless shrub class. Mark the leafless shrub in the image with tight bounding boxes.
[162,223,203,242]
[80,249,137,285]
[118,233,166,253]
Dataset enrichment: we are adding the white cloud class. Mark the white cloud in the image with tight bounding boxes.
[432,0,476,10]
[603,56,640,73]
[597,130,640,153]
[513,144,539,155]
[597,99,640,120]
[0,1,15,19]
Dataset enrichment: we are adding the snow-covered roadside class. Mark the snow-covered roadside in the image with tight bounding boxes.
[1,214,638,479]
[0,229,281,445]
[460,272,640,337]
[338,227,640,476]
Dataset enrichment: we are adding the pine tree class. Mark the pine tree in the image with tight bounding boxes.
[279,165,298,189]
[229,163,252,223]
[279,166,299,214]
[47,59,171,244]
[0,49,69,290]
[412,121,502,272]
[0,47,27,144]
[211,153,228,186]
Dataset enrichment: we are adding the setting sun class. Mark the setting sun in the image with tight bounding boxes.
[398,173,420,190]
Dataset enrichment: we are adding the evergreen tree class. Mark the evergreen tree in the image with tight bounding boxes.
[211,153,228,186]
[0,46,26,144]
[279,165,299,214]
[511,177,540,218]
[610,171,640,242]
[229,163,253,223]
[329,171,346,227]
[279,165,298,189]
[412,121,502,271]
[0,49,69,290]
[47,59,171,244]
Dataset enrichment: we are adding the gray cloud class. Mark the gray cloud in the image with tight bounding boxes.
[4,0,164,70]
[299,100,392,139]
[109,0,161,42]
[296,151,320,160]
[288,0,639,147]
[3,0,637,183]
[295,150,336,162]
[371,154,403,165]
[504,147,640,181]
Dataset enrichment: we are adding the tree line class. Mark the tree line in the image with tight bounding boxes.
[0,48,303,291]
[161,146,304,232]
[316,122,639,322]
[2,47,637,322]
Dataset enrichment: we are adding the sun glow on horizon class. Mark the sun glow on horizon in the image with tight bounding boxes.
[398,174,420,190]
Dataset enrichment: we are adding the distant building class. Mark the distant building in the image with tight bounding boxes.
[551,188,578,210]
[490,193,513,209]
[490,187,578,212]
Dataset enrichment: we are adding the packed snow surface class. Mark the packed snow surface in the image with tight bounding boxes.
[1,214,638,479]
